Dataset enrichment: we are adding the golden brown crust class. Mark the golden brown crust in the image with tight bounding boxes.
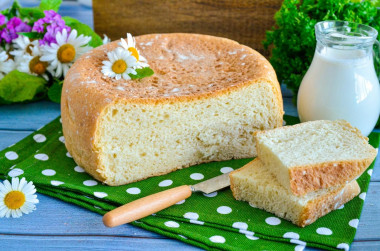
[61,33,283,184]
[298,180,360,227]
[289,159,373,196]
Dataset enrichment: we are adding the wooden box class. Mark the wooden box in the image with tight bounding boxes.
[93,0,282,56]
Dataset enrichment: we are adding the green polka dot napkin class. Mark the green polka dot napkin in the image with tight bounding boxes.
[0,115,379,251]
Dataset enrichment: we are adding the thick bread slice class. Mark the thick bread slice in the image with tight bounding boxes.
[255,120,376,196]
[61,33,284,186]
[230,158,360,227]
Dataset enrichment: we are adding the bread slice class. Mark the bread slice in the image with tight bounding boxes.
[230,158,360,227]
[255,120,376,196]
[61,33,284,186]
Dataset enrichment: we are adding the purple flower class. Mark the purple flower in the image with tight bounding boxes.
[0,17,31,43]
[32,10,71,45]
[0,14,6,26]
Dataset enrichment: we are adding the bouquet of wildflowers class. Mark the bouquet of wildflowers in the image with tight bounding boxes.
[0,0,106,104]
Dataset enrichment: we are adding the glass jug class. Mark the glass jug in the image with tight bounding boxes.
[297,20,380,136]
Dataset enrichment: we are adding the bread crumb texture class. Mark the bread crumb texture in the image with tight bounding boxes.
[255,120,377,196]
[230,159,360,227]
[61,33,283,185]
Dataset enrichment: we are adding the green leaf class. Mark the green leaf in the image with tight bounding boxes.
[0,70,47,104]
[39,0,62,12]
[1,1,22,19]
[129,67,155,80]
[18,32,44,39]
[47,80,63,103]
[63,16,103,48]
[19,7,45,21]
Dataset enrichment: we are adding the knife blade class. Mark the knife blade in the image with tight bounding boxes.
[103,171,232,228]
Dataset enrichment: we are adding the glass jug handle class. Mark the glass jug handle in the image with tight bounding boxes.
[373,40,380,79]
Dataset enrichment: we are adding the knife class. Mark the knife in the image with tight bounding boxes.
[103,171,231,227]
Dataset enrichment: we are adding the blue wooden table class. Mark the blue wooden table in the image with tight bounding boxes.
[1,1,379,250]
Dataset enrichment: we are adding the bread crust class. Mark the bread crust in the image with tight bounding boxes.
[298,180,360,227]
[229,159,361,227]
[61,33,283,184]
[254,120,377,196]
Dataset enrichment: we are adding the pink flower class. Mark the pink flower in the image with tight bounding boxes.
[0,14,6,26]
[0,17,31,43]
[32,10,70,45]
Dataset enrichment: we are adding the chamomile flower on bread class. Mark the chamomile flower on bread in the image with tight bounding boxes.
[0,177,39,218]
[102,47,138,80]
[40,29,92,78]
[0,51,15,79]
[119,33,149,68]
[18,42,49,80]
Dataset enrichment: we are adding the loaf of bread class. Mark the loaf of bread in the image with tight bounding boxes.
[255,120,377,196]
[230,158,360,227]
[61,33,284,186]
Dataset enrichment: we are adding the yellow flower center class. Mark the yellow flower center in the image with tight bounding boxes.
[128,47,139,61]
[112,59,127,74]
[57,44,76,63]
[29,56,48,75]
[4,191,25,210]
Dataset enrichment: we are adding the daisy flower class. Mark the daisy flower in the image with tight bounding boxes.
[10,35,37,58]
[102,34,111,45]
[119,33,149,68]
[0,51,15,80]
[18,42,49,80]
[0,177,39,218]
[101,47,138,80]
[40,29,92,78]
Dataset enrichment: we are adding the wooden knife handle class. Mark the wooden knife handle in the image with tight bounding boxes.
[103,185,192,227]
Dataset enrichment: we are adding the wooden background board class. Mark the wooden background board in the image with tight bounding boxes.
[93,0,283,56]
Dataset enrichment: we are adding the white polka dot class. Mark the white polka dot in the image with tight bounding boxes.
[59,118,62,123]
[217,206,232,214]
[59,136,65,143]
[159,179,173,187]
[338,204,345,209]
[316,227,333,235]
[265,217,281,226]
[164,221,179,228]
[232,222,248,230]
[5,151,18,160]
[184,212,199,220]
[126,187,141,194]
[42,169,56,176]
[220,167,234,173]
[337,243,349,251]
[203,192,217,197]
[66,152,72,158]
[246,234,259,240]
[74,166,85,173]
[349,219,359,228]
[176,199,185,205]
[33,134,46,143]
[209,235,225,243]
[34,153,49,161]
[249,202,257,208]
[290,239,306,246]
[190,173,204,180]
[368,169,373,176]
[359,192,366,200]
[94,192,108,198]
[283,232,299,239]
[295,245,305,251]
[83,180,98,186]
[179,235,187,239]
[240,229,254,235]
[8,168,24,177]
[51,180,64,186]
